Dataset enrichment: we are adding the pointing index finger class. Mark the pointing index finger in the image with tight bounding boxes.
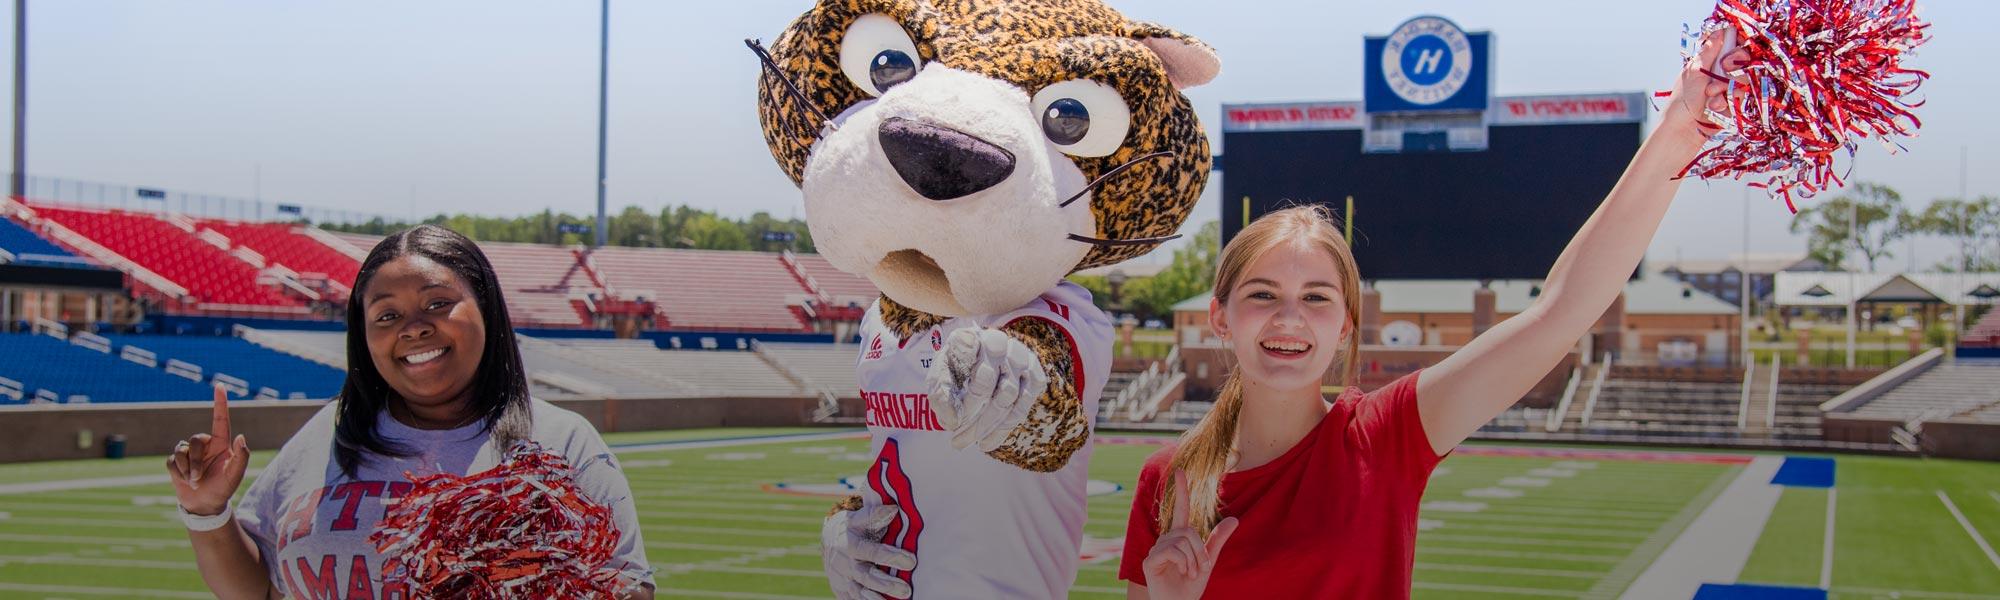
[209,385,231,459]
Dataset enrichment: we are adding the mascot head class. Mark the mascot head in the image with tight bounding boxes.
[754,0,1217,317]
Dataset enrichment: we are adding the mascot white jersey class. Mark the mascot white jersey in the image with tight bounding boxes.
[852,281,1111,598]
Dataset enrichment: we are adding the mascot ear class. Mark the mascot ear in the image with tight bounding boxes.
[1128,21,1220,89]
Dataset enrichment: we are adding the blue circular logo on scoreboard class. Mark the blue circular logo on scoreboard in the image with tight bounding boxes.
[1379,16,1476,106]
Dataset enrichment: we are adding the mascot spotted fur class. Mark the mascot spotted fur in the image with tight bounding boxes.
[751,1,1216,596]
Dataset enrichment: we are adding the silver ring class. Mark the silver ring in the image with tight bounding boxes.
[176,441,190,451]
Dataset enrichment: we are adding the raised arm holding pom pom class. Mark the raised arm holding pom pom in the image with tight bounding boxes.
[1120,30,1744,599]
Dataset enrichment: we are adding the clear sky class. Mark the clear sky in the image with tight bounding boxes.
[6,0,1994,271]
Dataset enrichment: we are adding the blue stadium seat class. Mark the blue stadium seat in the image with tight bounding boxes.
[0,217,96,269]
[0,334,214,402]
[103,334,344,400]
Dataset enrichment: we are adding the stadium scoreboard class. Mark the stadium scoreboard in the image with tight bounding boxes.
[1220,16,1646,280]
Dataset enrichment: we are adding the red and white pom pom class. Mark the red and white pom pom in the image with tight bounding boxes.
[370,442,635,599]
[1671,0,1931,212]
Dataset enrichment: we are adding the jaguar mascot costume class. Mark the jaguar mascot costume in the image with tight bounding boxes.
[750,1,1217,596]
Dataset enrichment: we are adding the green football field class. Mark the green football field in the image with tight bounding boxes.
[0,427,1995,599]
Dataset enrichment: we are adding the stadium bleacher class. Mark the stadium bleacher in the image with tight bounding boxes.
[1959,308,2000,348]
[549,338,806,397]
[1583,379,1834,441]
[475,242,598,328]
[0,332,215,403]
[199,220,362,291]
[1840,358,2000,422]
[756,342,860,394]
[31,205,303,308]
[236,328,722,399]
[101,334,343,400]
[589,247,811,331]
[787,252,880,320]
[329,233,598,328]
[322,231,875,332]
[514,335,706,398]
[0,216,97,269]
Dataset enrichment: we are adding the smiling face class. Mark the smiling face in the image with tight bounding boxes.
[361,255,487,412]
[757,0,1218,316]
[1211,240,1353,393]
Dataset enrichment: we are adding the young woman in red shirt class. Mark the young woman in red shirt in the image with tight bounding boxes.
[1120,34,1744,599]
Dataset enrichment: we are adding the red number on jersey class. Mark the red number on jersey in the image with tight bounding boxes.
[867,439,924,587]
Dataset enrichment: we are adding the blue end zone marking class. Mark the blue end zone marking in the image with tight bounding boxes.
[1770,456,1836,488]
[1693,583,1827,599]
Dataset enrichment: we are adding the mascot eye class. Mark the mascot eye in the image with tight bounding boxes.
[870,50,918,91]
[839,14,923,97]
[1031,80,1130,157]
[1041,99,1089,145]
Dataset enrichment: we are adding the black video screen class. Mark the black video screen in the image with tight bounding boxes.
[1220,122,1642,280]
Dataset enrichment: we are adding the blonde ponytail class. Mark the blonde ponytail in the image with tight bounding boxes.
[1157,367,1245,537]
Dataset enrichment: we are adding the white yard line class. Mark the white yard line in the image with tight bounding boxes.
[648,541,814,555]
[1830,587,2000,600]
[0,532,186,548]
[1822,488,1837,589]
[0,516,181,530]
[0,582,211,598]
[1439,522,1651,539]
[1414,581,1586,598]
[0,432,862,496]
[0,468,264,496]
[1936,490,2000,573]
[652,524,818,540]
[1414,562,1603,579]
[612,431,867,454]
[1619,456,1785,600]
[655,588,824,600]
[1417,546,1623,564]
[666,564,821,578]
[1070,585,1126,595]
[1422,533,1636,551]
[634,510,822,526]
[0,553,191,569]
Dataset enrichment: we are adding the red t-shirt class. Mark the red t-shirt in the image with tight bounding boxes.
[1118,370,1443,599]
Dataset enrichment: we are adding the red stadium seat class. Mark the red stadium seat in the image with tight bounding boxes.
[31,205,304,308]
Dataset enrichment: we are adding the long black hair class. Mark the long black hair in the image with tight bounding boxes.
[334,224,532,478]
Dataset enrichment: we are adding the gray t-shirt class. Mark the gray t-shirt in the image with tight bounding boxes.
[235,398,653,598]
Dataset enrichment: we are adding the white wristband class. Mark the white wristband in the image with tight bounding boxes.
[178,500,233,532]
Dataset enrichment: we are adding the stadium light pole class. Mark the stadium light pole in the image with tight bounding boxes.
[10,0,24,199]
[593,0,609,248]
[1955,145,1968,363]
[1847,201,1857,368]
[1741,186,1751,369]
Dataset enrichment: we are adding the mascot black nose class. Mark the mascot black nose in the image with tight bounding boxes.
[878,117,1016,201]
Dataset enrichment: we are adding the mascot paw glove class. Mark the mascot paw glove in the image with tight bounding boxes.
[925,327,1050,452]
[822,504,916,600]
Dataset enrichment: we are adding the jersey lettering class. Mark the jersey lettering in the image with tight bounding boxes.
[867,439,924,589]
[293,555,340,600]
[328,481,387,531]
[862,390,944,431]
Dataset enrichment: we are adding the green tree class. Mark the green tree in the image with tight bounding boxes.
[1068,274,1111,304]
[611,205,657,247]
[682,211,751,250]
[1904,195,2000,272]
[1790,182,1909,271]
[1124,221,1220,318]
[323,204,818,252]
